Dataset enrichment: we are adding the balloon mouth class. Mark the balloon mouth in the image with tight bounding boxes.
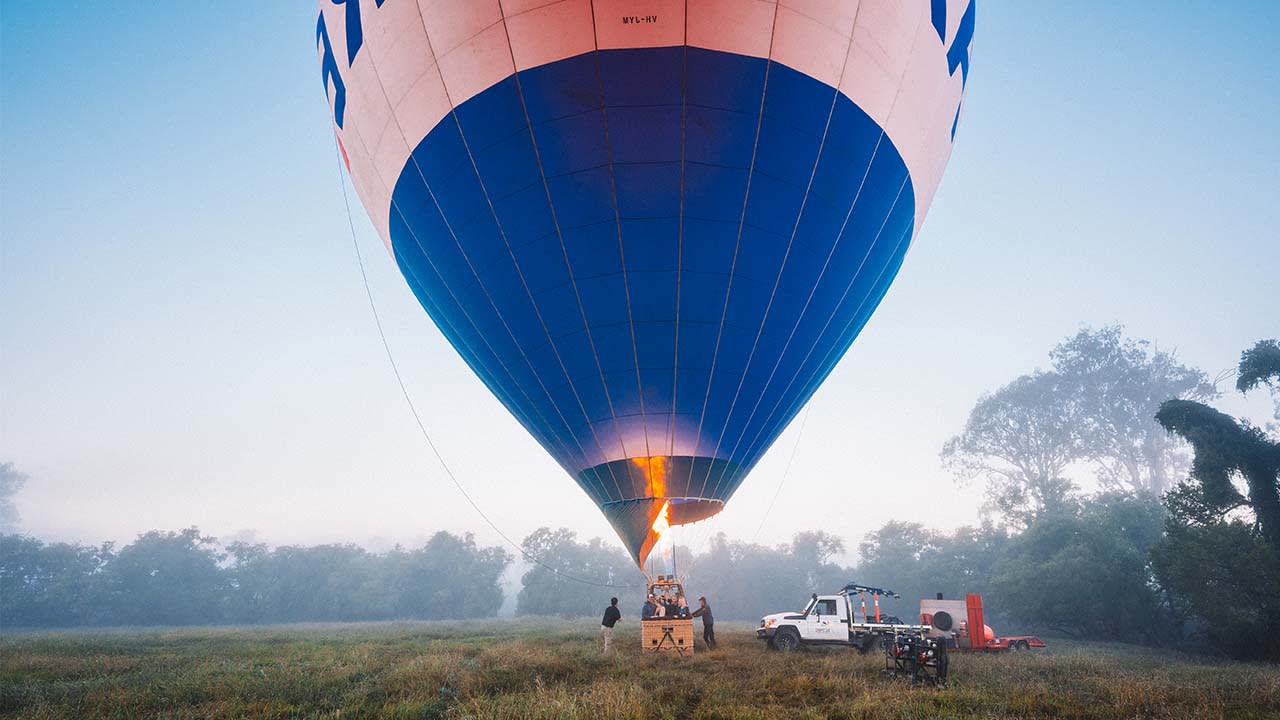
[581,456,741,567]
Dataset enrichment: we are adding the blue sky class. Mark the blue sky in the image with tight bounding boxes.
[2,2,1276,558]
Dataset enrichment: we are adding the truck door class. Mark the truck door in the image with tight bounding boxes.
[810,598,840,639]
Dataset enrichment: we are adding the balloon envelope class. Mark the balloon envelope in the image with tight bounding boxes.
[316,0,973,566]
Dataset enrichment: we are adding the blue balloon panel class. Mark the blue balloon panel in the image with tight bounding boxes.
[387,46,915,564]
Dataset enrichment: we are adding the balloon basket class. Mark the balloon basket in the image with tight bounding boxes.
[641,575,694,656]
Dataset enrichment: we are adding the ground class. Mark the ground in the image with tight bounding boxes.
[2,619,1278,719]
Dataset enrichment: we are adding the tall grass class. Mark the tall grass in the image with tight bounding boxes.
[2,619,1277,719]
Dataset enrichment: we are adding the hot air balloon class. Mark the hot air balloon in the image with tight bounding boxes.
[316,0,974,567]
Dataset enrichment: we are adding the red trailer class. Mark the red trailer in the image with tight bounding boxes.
[920,594,1045,652]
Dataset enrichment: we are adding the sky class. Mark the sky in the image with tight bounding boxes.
[2,2,1276,565]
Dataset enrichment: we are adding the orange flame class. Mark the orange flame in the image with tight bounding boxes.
[629,457,677,567]
[631,455,669,498]
[651,499,671,538]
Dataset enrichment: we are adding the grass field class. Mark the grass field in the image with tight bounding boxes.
[3,619,1278,719]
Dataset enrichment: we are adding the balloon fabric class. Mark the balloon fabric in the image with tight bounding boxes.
[316,0,974,567]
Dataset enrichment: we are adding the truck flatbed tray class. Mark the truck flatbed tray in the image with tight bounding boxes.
[850,623,930,632]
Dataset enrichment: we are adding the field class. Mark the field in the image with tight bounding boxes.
[3,619,1278,719]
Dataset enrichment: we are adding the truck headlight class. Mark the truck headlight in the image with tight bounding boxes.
[764,619,776,629]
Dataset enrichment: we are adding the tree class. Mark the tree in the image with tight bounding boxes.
[387,532,511,619]
[681,532,851,620]
[1151,339,1280,660]
[1051,326,1216,494]
[987,492,1168,643]
[0,462,28,533]
[99,528,229,626]
[0,528,511,627]
[944,326,1217,525]
[941,371,1083,525]
[515,528,642,616]
[0,535,112,628]
[1237,339,1280,431]
[1150,516,1280,660]
[1155,403,1280,549]
[789,531,847,590]
[856,521,950,618]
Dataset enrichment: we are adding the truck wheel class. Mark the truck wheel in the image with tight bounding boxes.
[773,628,801,652]
[1013,640,1030,651]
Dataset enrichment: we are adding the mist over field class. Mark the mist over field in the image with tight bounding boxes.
[4,327,1279,663]
[2,2,1279,718]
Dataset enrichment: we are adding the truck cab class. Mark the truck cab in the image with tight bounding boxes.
[798,594,850,642]
[758,584,929,652]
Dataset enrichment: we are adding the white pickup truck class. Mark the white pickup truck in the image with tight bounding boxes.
[757,583,929,652]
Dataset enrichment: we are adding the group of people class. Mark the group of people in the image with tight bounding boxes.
[641,590,688,619]
[598,592,716,655]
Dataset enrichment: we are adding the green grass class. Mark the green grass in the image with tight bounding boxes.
[2,619,1278,719]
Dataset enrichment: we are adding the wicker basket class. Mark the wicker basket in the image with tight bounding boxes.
[641,618,694,654]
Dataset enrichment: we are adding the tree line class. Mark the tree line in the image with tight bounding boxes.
[935,328,1279,660]
[1,529,509,627]
[2,329,1276,660]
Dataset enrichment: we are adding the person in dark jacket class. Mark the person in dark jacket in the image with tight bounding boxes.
[600,597,622,655]
[641,594,657,620]
[691,596,716,649]
[662,595,678,618]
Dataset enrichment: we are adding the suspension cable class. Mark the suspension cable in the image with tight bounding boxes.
[752,402,813,543]
[331,140,639,589]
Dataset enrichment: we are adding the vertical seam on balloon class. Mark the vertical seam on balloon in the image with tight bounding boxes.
[738,181,911,469]
[670,0,689,461]
[711,132,888,474]
[423,23,631,501]
[728,4,929,472]
[577,0,644,493]
[688,1,783,502]
[581,0,640,479]
[332,25,582,473]
[336,141,638,589]
[587,0,655,465]
[389,245,536,437]
[732,183,911,476]
[498,5,631,503]
[388,172,581,472]
[748,215,913,463]
[424,11,629,489]
[389,10,604,479]
[367,14,571,447]
[387,164,585,472]
[701,5,865,503]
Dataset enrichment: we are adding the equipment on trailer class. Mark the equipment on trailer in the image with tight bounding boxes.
[845,583,899,624]
[920,593,1045,651]
[641,575,694,655]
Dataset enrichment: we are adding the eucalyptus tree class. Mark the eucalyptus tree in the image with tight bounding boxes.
[942,370,1084,526]
[1051,326,1216,494]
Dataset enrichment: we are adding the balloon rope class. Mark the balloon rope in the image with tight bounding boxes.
[331,140,639,590]
[751,402,812,543]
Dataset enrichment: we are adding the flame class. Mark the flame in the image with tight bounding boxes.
[631,455,669,498]
[651,499,671,539]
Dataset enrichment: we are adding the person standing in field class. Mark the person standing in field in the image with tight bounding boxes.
[691,596,716,650]
[600,597,622,655]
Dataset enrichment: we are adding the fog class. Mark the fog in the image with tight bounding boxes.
[2,2,1277,661]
